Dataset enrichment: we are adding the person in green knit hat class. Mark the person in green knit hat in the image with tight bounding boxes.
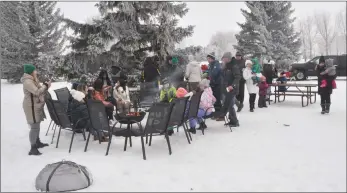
[21,64,51,156]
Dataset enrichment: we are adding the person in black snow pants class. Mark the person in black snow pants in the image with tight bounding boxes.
[216,52,241,127]
[316,57,335,114]
[207,52,222,118]
[234,51,246,112]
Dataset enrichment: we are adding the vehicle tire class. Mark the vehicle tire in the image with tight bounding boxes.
[295,70,306,81]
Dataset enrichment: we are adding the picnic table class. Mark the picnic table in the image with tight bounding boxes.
[268,83,318,107]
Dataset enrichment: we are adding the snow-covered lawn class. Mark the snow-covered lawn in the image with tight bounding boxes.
[1,79,346,192]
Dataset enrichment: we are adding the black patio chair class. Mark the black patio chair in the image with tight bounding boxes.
[54,87,71,112]
[51,100,88,152]
[108,102,174,160]
[44,92,56,136]
[84,99,114,154]
[165,97,191,144]
[44,95,62,140]
[182,91,203,136]
[138,82,159,110]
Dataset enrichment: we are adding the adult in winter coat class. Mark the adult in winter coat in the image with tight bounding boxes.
[142,56,160,88]
[160,56,185,88]
[216,52,241,127]
[21,64,51,156]
[185,55,202,91]
[68,84,90,133]
[235,51,246,112]
[243,60,259,112]
[207,52,222,114]
[316,57,334,114]
[93,78,114,121]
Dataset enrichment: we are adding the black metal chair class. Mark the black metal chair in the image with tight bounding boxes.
[108,102,174,160]
[166,97,191,144]
[84,99,114,154]
[54,87,71,112]
[183,91,203,136]
[44,95,62,140]
[138,82,159,110]
[44,92,56,136]
[51,100,88,152]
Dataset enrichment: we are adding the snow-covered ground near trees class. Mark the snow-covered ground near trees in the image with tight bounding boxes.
[1,79,346,192]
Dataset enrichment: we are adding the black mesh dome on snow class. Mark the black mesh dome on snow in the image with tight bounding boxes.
[35,160,92,192]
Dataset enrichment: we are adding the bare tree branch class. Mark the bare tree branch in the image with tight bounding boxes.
[315,12,337,55]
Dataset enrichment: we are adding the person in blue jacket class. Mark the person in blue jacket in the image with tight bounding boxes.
[207,52,222,115]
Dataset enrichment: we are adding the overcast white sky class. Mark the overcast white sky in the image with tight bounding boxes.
[57,2,346,47]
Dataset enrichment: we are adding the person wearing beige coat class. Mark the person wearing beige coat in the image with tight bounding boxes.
[21,64,51,156]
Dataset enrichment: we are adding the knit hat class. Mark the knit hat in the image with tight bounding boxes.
[222,52,232,59]
[176,87,188,98]
[207,52,216,60]
[319,56,325,64]
[23,64,36,74]
[325,58,334,67]
[245,60,253,65]
[171,57,179,65]
[236,51,242,56]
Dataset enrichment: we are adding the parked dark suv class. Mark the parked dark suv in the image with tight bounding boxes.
[290,55,347,80]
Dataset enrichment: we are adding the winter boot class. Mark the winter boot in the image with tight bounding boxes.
[237,103,244,112]
[325,103,331,114]
[250,103,255,112]
[29,144,42,156]
[36,138,49,149]
[168,129,174,136]
[189,127,196,134]
[320,104,326,114]
[226,121,240,127]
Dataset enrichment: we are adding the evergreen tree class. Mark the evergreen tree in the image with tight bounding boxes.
[65,1,194,75]
[234,2,272,58]
[0,2,66,82]
[0,2,33,82]
[235,1,301,62]
[262,1,301,61]
[26,1,67,79]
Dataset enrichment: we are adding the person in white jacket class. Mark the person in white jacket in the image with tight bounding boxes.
[113,80,131,113]
[243,60,259,112]
[185,55,202,91]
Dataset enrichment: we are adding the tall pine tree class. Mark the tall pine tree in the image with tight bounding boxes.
[262,1,301,61]
[234,2,272,58]
[0,2,33,82]
[26,1,67,78]
[65,1,194,74]
[0,2,66,82]
[235,1,301,62]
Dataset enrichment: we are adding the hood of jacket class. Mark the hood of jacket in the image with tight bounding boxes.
[70,89,86,102]
[21,73,34,83]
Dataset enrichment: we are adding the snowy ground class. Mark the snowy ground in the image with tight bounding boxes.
[1,79,346,192]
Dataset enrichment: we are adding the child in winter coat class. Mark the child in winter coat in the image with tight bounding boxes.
[320,59,337,89]
[257,76,269,108]
[243,60,259,112]
[159,79,177,103]
[251,58,262,84]
[276,72,288,92]
[188,79,216,134]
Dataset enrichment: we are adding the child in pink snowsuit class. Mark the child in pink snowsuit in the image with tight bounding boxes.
[188,79,216,134]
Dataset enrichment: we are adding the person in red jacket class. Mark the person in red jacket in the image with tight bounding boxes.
[257,76,269,108]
